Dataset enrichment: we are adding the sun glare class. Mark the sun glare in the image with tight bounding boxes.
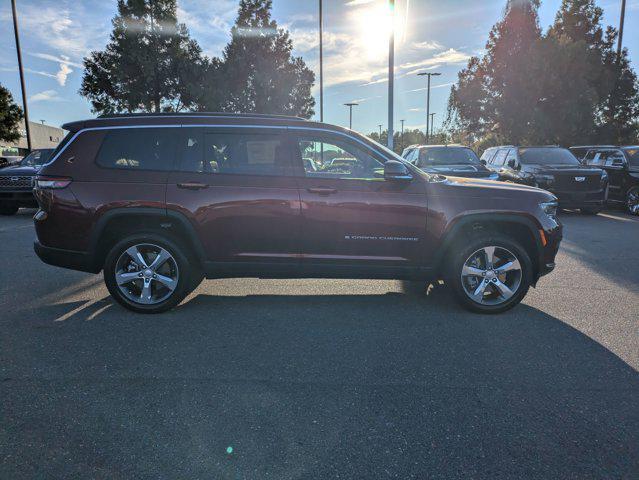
[356,1,407,59]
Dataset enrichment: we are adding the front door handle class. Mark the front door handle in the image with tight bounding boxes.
[307,187,337,196]
[177,182,209,190]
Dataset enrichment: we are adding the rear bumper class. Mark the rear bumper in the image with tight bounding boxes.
[33,241,100,274]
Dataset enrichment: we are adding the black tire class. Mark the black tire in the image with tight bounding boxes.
[626,187,639,215]
[580,207,601,215]
[446,234,532,314]
[104,233,201,314]
[0,204,19,216]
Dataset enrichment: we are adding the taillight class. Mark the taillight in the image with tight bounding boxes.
[35,176,72,189]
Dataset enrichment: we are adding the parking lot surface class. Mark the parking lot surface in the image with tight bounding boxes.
[1,209,638,479]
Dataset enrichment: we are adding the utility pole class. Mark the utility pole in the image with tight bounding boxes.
[617,0,626,62]
[387,0,395,150]
[11,0,32,152]
[417,71,441,144]
[379,124,383,139]
[400,119,405,150]
[430,113,436,141]
[319,0,324,122]
[344,102,358,130]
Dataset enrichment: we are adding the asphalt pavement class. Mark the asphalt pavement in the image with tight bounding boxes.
[1,208,638,479]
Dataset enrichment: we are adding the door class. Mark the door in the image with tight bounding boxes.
[585,149,626,201]
[166,127,302,267]
[290,130,428,269]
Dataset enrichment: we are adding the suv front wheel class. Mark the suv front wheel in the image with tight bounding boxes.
[447,234,532,314]
[104,233,201,313]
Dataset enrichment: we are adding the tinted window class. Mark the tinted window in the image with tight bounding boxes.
[492,149,508,166]
[505,149,518,166]
[586,150,626,167]
[96,128,177,171]
[519,148,580,165]
[417,147,479,166]
[480,148,496,162]
[297,136,384,180]
[179,129,291,176]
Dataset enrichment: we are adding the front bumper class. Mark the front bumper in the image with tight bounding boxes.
[0,189,37,207]
[551,189,606,209]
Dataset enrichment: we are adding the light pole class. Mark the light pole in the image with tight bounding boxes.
[11,0,32,152]
[400,119,405,150]
[417,71,441,144]
[319,0,324,122]
[344,102,358,130]
[387,0,395,150]
[617,0,626,62]
[430,113,436,142]
[378,124,383,139]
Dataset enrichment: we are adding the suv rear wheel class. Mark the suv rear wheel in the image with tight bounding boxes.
[447,234,532,314]
[104,233,201,313]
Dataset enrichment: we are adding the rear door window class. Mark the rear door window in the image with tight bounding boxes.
[96,128,177,171]
[178,129,293,176]
[492,149,508,166]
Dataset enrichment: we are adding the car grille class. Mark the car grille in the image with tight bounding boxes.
[553,174,600,192]
[0,176,34,188]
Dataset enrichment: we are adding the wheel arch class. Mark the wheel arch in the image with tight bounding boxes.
[89,207,206,271]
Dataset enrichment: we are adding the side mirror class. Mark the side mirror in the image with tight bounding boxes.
[480,159,487,165]
[384,160,412,181]
[507,159,516,168]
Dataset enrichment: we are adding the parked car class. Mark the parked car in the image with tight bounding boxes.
[33,113,562,314]
[0,156,22,168]
[576,146,639,214]
[402,145,500,180]
[0,148,54,215]
[483,146,608,214]
[569,145,615,162]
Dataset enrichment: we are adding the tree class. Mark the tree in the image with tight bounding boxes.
[447,0,542,145]
[80,0,208,114]
[201,0,315,118]
[0,84,23,143]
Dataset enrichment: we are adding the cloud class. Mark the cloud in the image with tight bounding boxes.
[29,90,64,103]
[413,41,444,51]
[406,82,454,93]
[400,49,470,71]
[55,64,73,86]
[28,53,83,69]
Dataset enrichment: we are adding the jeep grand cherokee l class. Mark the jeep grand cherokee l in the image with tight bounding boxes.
[484,146,608,214]
[33,113,562,314]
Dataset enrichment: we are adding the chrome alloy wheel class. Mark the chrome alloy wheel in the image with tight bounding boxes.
[114,243,179,305]
[627,188,639,215]
[460,246,522,306]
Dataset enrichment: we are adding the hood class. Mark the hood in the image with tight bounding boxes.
[436,176,556,201]
[525,164,603,175]
[423,163,492,175]
[0,164,38,176]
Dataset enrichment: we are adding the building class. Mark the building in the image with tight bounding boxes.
[0,120,66,157]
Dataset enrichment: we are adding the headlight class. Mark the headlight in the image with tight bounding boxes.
[534,174,555,187]
[540,200,558,218]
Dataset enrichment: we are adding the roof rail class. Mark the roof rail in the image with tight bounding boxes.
[96,111,308,121]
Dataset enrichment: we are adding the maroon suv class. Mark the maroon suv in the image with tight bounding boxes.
[33,113,562,314]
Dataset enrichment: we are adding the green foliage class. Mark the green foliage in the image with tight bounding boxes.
[80,0,210,113]
[447,0,639,146]
[0,84,23,143]
[200,0,315,118]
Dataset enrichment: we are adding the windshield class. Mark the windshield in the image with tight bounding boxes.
[418,147,480,166]
[624,147,639,167]
[21,149,53,167]
[519,147,580,165]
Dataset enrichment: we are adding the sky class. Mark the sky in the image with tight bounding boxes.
[0,0,637,136]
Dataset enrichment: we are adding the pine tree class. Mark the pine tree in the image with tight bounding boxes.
[80,0,208,114]
[202,0,315,118]
[447,0,543,144]
[0,84,23,143]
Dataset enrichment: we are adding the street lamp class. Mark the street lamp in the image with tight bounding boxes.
[417,71,441,144]
[378,124,383,138]
[429,113,436,142]
[617,0,626,62]
[10,0,32,151]
[387,0,395,150]
[319,0,324,122]
[344,102,358,130]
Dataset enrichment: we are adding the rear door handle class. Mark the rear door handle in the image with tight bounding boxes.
[307,187,337,196]
[177,182,209,190]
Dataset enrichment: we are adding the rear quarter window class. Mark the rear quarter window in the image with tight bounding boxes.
[95,128,178,171]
